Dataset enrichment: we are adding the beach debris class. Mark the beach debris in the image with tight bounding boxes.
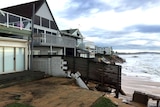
[122,99,131,105]
[9,94,21,100]
[70,72,89,90]
[132,91,148,105]
[113,101,119,106]
[95,84,112,93]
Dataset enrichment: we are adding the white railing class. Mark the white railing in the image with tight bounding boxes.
[34,33,77,47]
[0,10,31,31]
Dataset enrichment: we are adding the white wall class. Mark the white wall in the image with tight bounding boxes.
[33,56,68,77]
[34,2,59,36]
[36,2,53,20]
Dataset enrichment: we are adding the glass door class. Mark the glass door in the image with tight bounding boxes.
[16,48,24,71]
[4,47,14,73]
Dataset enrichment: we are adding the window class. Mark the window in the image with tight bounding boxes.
[77,32,80,36]
[34,28,37,33]
[0,13,7,24]
[38,29,44,34]
[9,14,20,27]
[52,32,56,35]
[34,15,40,25]
[50,21,58,30]
[42,18,49,28]
[46,31,51,35]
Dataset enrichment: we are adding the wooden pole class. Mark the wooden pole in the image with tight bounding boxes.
[30,3,35,71]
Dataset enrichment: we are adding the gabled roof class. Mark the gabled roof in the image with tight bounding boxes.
[61,29,83,39]
[1,0,59,30]
[1,0,44,19]
[61,29,77,34]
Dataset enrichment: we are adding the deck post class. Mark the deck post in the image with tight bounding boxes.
[30,3,35,71]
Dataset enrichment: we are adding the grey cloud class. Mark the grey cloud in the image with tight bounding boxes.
[126,25,160,33]
[60,0,111,19]
[113,43,159,51]
[55,0,160,20]
[114,0,160,12]
[82,27,160,51]
[82,27,130,39]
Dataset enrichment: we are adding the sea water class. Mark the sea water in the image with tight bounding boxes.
[118,53,160,82]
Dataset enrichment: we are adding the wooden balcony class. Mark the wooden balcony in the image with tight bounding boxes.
[33,34,77,48]
[0,10,31,36]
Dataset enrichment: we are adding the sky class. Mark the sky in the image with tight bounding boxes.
[0,0,160,52]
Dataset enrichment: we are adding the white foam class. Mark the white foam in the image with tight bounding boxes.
[119,54,160,82]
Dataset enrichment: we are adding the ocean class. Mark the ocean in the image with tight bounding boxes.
[118,53,160,82]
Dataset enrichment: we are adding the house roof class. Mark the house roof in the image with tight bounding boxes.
[61,29,83,39]
[1,0,44,19]
[61,29,77,34]
[1,0,59,30]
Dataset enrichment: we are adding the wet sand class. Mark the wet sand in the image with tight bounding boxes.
[122,74,160,106]
[122,74,160,96]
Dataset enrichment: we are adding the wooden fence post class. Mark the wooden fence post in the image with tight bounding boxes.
[115,65,121,98]
[86,58,90,84]
[73,57,76,73]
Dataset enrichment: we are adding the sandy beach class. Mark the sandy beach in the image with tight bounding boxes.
[121,74,160,106]
[122,74,160,96]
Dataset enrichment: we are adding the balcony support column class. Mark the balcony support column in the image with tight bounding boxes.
[6,13,9,27]
[74,47,76,57]
[50,45,52,55]
[63,47,66,56]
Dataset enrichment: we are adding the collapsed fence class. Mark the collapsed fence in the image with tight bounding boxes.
[33,55,121,98]
[63,56,121,98]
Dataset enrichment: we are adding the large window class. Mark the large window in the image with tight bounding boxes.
[34,15,58,30]
[34,15,40,25]
[42,18,49,28]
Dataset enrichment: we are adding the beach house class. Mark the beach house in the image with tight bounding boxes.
[60,29,88,56]
[0,0,60,74]
[0,8,31,74]
[95,46,113,55]
[0,0,88,74]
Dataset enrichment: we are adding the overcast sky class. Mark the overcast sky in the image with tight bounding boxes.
[1,0,160,52]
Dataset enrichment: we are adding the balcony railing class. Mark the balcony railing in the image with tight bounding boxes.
[33,33,77,48]
[0,10,31,31]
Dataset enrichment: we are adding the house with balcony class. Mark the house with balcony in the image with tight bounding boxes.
[95,46,113,55]
[81,41,96,58]
[2,0,80,56]
[60,29,86,56]
[0,0,90,75]
[60,28,96,58]
[0,7,31,74]
[2,0,74,56]
[0,0,62,74]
